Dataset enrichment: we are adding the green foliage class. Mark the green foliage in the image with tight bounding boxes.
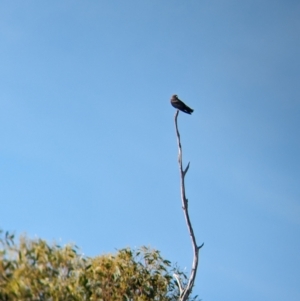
[0,230,193,301]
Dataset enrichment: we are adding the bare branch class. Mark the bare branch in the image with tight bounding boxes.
[198,243,205,250]
[173,110,204,301]
[183,162,190,176]
[173,273,184,297]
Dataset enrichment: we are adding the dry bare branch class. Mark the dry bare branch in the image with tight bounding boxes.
[174,110,204,301]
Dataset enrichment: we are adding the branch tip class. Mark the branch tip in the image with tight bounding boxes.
[198,243,204,250]
[183,162,190,175]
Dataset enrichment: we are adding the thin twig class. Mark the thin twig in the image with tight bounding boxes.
[174,110,204,301]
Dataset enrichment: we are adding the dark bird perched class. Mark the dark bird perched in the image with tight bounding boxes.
[170,95,194,114]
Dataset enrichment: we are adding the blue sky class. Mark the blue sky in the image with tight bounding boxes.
[1,1,299,300]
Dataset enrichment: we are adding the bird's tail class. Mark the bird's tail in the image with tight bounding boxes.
[186,107,193,114]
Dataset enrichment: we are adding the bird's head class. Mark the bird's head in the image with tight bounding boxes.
[171,94,178,99]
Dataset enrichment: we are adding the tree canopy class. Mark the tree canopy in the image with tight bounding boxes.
[0,230,197,301]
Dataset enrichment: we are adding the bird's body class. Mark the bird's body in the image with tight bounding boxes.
[170,95,194,114]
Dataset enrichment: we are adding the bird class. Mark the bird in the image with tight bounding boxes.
[170,95,194,114]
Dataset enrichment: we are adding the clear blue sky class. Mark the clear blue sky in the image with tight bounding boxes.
[1,1,299,300]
